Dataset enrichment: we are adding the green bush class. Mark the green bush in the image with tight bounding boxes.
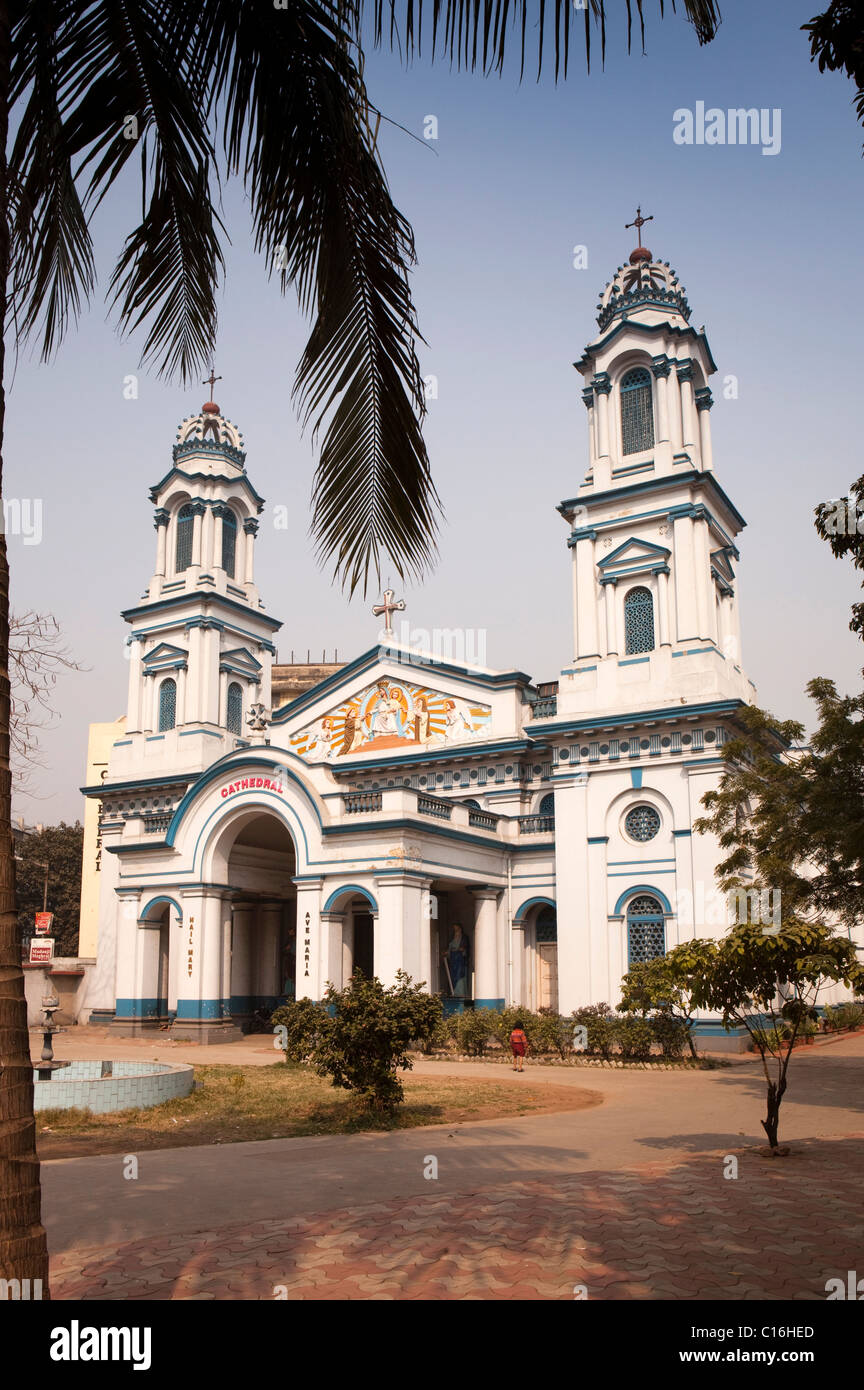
[453,1007,499,1056]
[571,1003,616,1058]
[615,1015,655,1060]
[822,1002,864,1033]
[275,971,441,1111]
[650,1011,690,1059]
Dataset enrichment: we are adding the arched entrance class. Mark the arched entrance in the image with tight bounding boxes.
[216,810,298,1027]
[534,904,558,1011]
[321,884,378,988]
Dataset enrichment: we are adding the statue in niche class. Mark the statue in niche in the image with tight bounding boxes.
[442,923,470,999]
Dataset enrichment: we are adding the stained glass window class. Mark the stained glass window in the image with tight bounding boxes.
[620,366,654,454]
[627,894,665,965]
[221,509,237,577]
[158,679,177,732]
[175,504,194,572]
[227,682,243,734]
[624,586,655,654]
[625,805,661,842]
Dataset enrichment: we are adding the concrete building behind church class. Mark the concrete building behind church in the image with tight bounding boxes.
[79,236,850,1046]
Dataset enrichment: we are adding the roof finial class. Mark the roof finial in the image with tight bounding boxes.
[625,206,654,265]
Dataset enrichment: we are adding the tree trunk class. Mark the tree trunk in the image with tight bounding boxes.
[0,0,50,1296]
[761,1075,787,1152]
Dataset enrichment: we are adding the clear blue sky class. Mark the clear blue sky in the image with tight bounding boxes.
[8,0,864,823]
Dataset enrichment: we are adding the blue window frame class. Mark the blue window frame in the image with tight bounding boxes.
[624,585,655,655]
[627,894,665,965]
[620,367,654,455]
[158,678,177,732]
[226,682,243,735]
[221,509,237,578]
[175,504,194,572]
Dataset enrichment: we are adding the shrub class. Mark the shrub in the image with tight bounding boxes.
[271,997,331,1062]
[532,1010,571,1059]
[650,1011,690,1059]
[823,1002,864,1033]
[453,1007,499,1056]
[615,1015,654,1060]
[571,1003,616,1058]
[276,971,441,1111]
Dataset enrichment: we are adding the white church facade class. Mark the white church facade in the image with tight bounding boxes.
[82,236,770,1044]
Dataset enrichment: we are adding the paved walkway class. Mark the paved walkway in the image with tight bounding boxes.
[43,1033,864,1300]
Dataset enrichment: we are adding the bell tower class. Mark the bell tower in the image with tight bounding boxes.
[557,215,754,717]
[117,385,282,772]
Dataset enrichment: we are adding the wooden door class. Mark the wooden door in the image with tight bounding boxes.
[537,944,559,1012]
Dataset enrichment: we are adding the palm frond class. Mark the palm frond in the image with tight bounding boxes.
[367,0,721,76]
[195,0,439,592]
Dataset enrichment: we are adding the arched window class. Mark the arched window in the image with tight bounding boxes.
[536,905,557,943]
[620,367,654,455]
[539,792,555,817]
[624,586,655,655]
[158,678,177,732]
[625,804,661,842]
[221,509,237,577]
[175,504,194,573]
[627,894,665,966]
[462,798,481,810]
[226,682,243,735]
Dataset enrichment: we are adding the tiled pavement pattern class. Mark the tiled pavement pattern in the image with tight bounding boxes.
[51,1134,863,1300]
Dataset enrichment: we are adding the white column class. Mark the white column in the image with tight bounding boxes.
[673,513,698,642]
[583,392,596,468]
[472,889,501,1008]
[678,366,696,450]
[218,669,228,728]
[154,511,168,576]
[654,365,670,442]
[669,367,683,451]
[186,624,201,723]
[176,665,188,725]
[176,889,226,1026]
[231,902,254,1011]
[374,873,426,986]
[142,673,154,734]
[596,388,610,459]
[603,581,618,657]
[294,877,323,999]
[510,919,526,1007]
[693,517,714,641]
[697,394,714,472]
[316,910,342,992]
[256,903,283,1002]
[201,624,220,726]
[657,569,671,647]
[126,636,144,733]
[113,891,142,1021]
[575,534,600,659]
[244,520,258,585]
[191,506,204,567]
[553,772,591,1011]
[201,505,214,571]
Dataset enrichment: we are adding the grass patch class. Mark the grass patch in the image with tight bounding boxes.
[36,1062,601,1159]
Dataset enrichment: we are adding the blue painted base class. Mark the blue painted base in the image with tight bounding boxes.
[229,995,282,1016]
[475,998,505,1011]
[442,998,473,1017]
[115,997,168,1020]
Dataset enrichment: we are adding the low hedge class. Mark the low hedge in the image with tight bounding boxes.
[421,1004,694,1060]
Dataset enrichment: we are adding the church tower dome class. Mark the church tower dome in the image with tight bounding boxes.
[556,212,754,721]
[116,375,282,768]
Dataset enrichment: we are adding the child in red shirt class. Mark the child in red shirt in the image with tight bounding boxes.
[510,1020,528,1072]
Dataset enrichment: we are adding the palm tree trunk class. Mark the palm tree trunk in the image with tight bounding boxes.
[0,0,50,1296]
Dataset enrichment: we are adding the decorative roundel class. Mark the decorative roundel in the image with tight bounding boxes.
[625,804,661,842]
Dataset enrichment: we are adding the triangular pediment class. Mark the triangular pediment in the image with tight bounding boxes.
[220,646,262,676]
[283,663,494,763]
[142,642,188,669]
[597,537,671,573]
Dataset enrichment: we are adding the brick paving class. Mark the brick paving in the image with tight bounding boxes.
[50,1134,864,1301]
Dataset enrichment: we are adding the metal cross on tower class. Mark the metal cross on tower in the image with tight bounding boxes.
[203,366,222,398]
[372,588,405,638]
[625,206,653,248]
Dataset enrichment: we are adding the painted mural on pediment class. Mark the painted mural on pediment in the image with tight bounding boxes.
[289,678,492,762]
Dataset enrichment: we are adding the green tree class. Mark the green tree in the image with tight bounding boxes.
[274,971,441,1110]
[804,3,864,152]
[683,921,863,1151]
[15,822,83,957]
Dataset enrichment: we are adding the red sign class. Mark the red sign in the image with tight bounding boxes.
[29,939,54,964]
[35,912,54,935]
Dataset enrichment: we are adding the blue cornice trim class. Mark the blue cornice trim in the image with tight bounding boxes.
[559,469,746,533]
[322,884,378,914]
[613,883,673,915]
[272,645,532,724]
[513,895,556,923]
[81,772,193,797]
[525,698,745,738]
[326,738,540,774]
[574,319,717,375]
[149,465,264,510]
[140,894,183,922]
[121,591,282,632]
[598,538,670,570]
[165,753,325,845]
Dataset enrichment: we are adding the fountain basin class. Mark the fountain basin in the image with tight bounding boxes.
[32,1059,194,1113]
